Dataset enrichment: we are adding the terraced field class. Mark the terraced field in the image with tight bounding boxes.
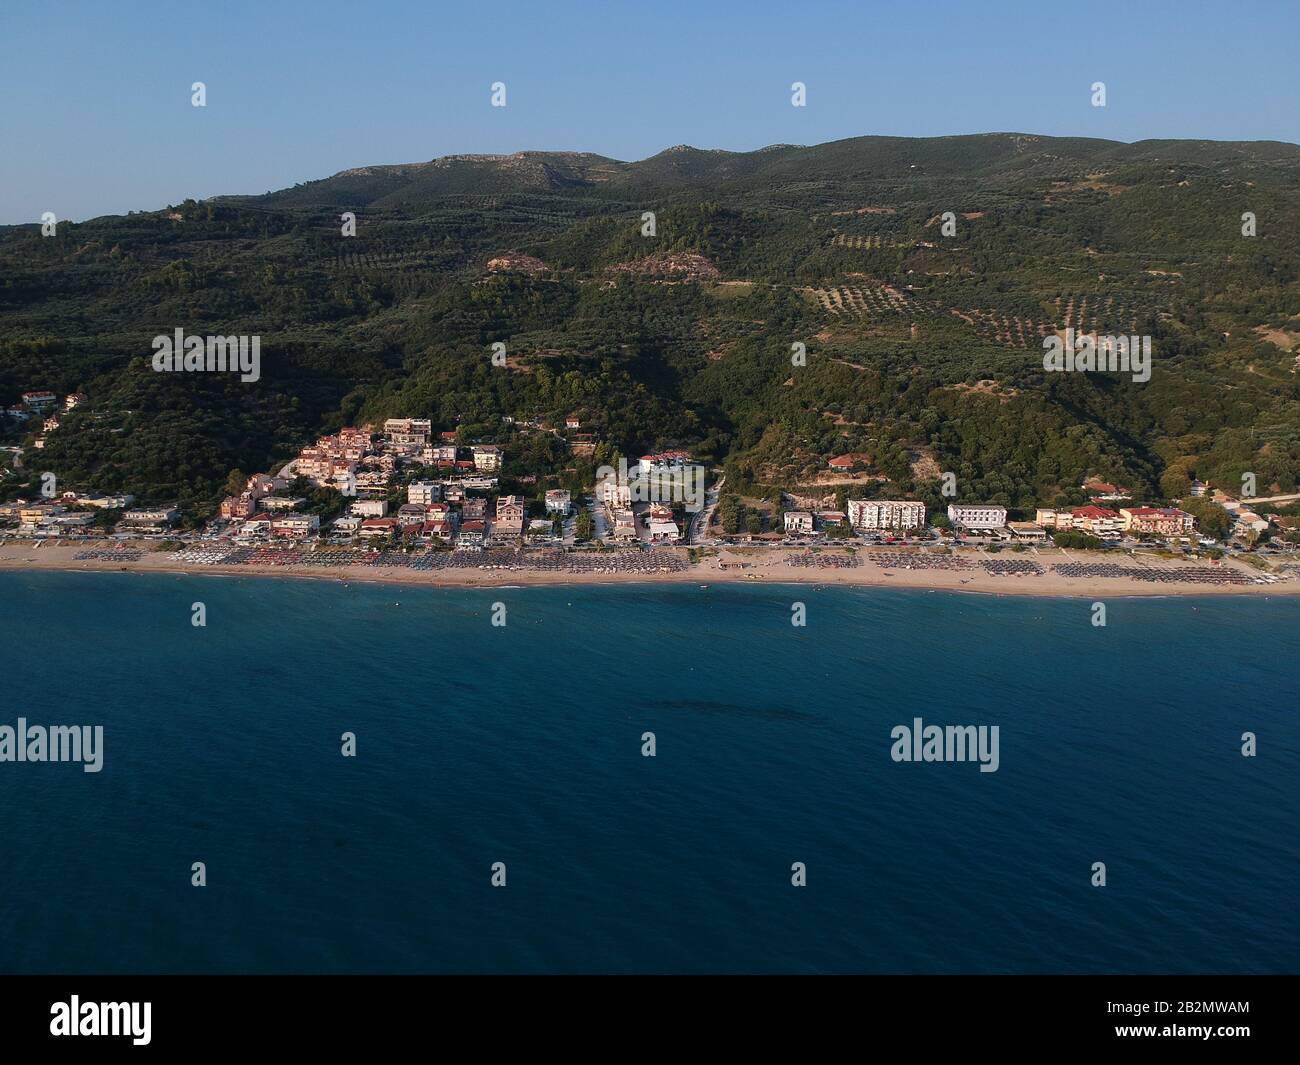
[829,233,907,250]
[805,281,1175,350]
[803,282,919,318]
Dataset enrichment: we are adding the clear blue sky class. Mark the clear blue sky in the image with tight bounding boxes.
[2,0,1297,224]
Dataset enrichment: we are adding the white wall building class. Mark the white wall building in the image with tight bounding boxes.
[847,499,926,531]
[947,504,1007,530]
[471,445,502,472]
[783,511,814,534]
[407,481,442,505]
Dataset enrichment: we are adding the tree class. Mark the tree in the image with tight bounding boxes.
[1053,530,1102,550]
[1181,497,1231,539]
[1159,466,1192,500]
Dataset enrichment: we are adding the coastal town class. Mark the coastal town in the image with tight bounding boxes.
[3,390,1298,594]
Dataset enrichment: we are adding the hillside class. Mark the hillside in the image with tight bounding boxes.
[2,131,1298,518]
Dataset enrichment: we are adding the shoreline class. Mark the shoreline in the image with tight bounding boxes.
[2,542,1296,600]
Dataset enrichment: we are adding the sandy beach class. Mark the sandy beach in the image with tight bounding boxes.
[2,540,1296,599]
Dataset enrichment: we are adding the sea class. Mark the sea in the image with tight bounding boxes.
[1,570,1297,974]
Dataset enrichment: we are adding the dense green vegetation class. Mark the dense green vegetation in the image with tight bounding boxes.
[2,132,1298,518]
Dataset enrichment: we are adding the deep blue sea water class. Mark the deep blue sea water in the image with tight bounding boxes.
[1,570,1297,974]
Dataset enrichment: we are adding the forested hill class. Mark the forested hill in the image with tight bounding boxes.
[237,134,1300,210]
[2,131,1298,519]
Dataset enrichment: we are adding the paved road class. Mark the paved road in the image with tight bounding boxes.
[587,498,608,542]
[1242,493,1300,505]
[689,474,724,544]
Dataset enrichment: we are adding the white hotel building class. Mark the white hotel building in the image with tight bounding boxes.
[947,504,1008,531]
[847,499,926,531]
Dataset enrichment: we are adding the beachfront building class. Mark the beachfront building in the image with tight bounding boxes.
[847,499,926,532]
[1119,507,1195,536]
[19,503,64,530]
[271,514,319,539]
[545,489,571,514]
[457,520,485,550]
[783,511,814,535]
[238,515,273,536]
[360,516,400,539]
[492,495,525,539]
[646,505,680,543]
[947,504,1007,531]
[1007,521,1049,541]
[612,510,637,539]
[359,517,399,539]
[121,506,179,530]
[1070,505,1121,536]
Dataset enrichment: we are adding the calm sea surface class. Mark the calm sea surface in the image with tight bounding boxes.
[2,571,1297,973]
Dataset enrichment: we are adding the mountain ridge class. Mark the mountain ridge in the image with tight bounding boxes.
[212,131,1300,213]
